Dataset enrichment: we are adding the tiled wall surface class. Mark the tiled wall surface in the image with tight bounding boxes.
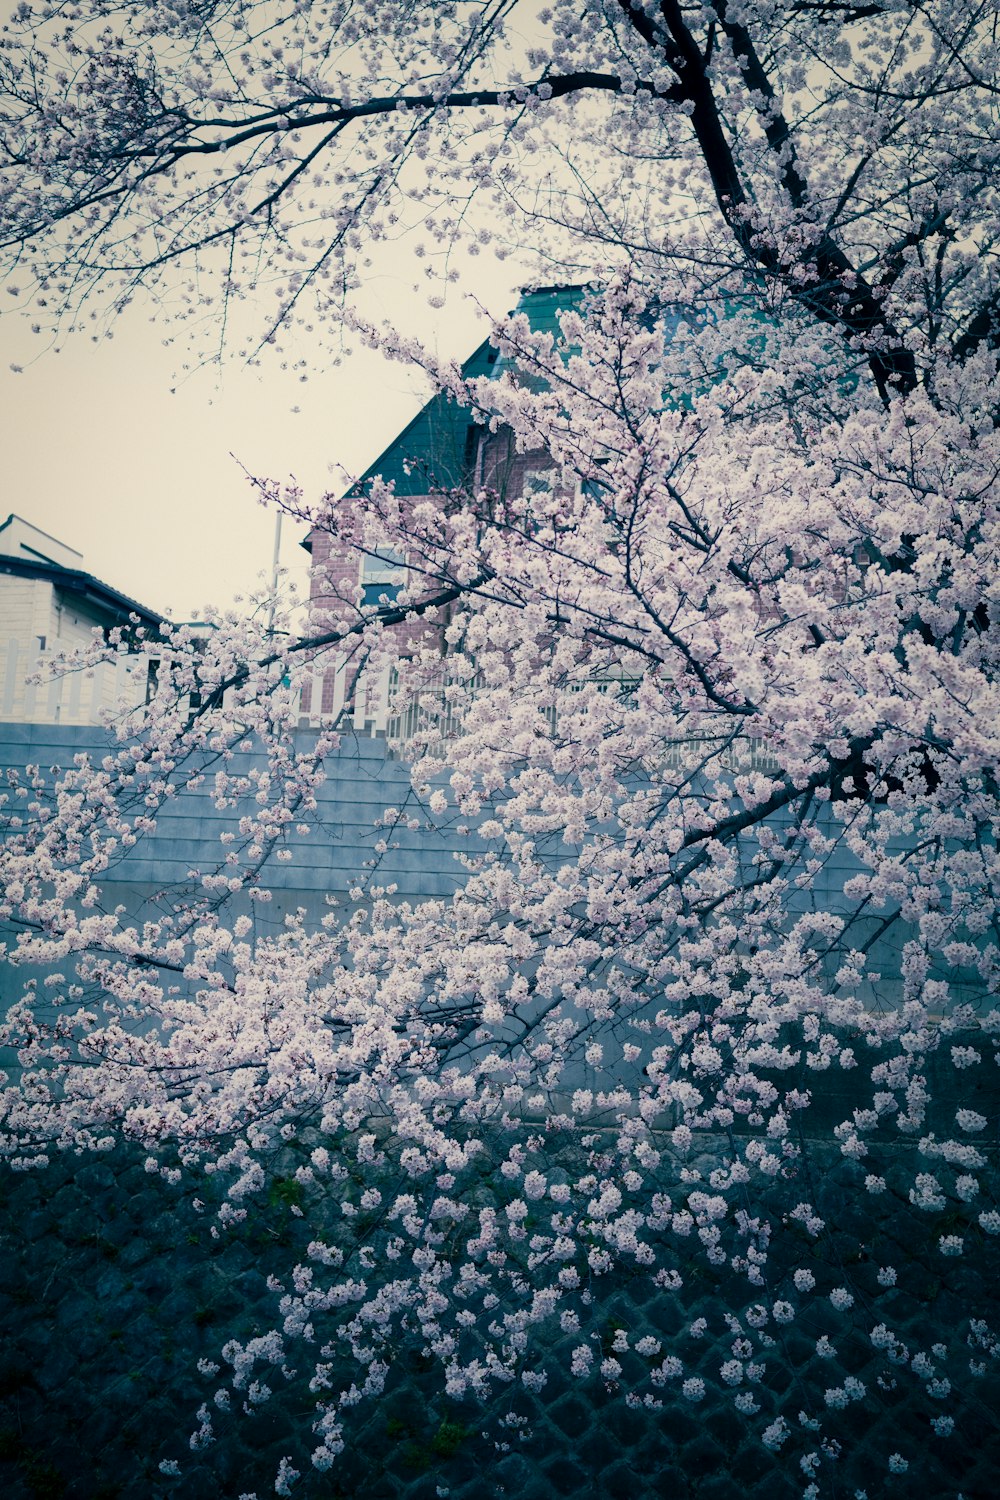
[4,721,984,1023]
[0,721,470,903]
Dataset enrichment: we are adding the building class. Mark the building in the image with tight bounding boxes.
[0,514,166,724]
[0,300,950,1018]
[301,286,584,729]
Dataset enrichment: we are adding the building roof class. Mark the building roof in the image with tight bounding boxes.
[303,286,739,560]
[0,512,84,570]
[352,328,500,499]
[303,287,592,552]
[0,550,167,632]
[338,285,716,496]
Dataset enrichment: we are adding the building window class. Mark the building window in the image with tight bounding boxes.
[522,468,552,499]
[360,548,405,609]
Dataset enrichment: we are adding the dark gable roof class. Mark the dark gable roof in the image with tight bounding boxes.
[307,288,592,539]
[350,330,500,500]
[345,284,709,494]
[0,555,166,632]
[303,285,722,555]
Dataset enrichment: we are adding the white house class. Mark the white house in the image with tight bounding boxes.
[0,514,166,724]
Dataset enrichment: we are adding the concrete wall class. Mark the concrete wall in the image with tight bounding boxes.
[1,721,983,1023]
[0,720,472,905]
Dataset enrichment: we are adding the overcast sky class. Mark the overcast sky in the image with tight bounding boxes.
[1,257,523,623]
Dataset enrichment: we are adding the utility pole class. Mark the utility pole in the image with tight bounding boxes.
[267,510,282,635]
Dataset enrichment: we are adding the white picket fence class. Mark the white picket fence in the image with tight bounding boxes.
[1,639,778,770]
[0,638,152,725]
[0,639,404,737]
[297,660,476,740]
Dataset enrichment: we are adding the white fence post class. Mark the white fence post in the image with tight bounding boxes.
[0,640,152,726]
[369,663,391,735]
[329,656,347,723]
[66,667,83,721]
[45,669,62,721]
[2,639,18,719]
[21,663,37,721]
[352,666,369,730]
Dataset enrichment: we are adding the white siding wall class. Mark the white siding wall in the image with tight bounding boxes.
[0,576,55,722]
[0,576,148,724]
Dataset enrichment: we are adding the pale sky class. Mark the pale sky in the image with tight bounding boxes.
[0,0,561,626]
[0,259,523,623]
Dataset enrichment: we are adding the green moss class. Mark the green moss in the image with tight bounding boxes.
[429,1420,469,1458]
[268,1175,305,1211]
[401,1441,428,1470]
[21,1450,66,1499]
[386,1414,469,1470]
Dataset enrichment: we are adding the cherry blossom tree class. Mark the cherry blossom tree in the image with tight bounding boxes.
[1,1,999,1494]
[2,0,997,386]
